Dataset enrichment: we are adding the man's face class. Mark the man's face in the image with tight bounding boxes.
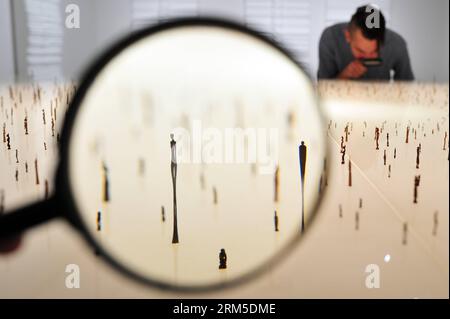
[345,27,379,59]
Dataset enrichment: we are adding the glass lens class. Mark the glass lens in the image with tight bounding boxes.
[68,24,327,288]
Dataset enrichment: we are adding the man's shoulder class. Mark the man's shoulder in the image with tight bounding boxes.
[385,28,407,47]
[320,22,346,43]
[322,23,347,37]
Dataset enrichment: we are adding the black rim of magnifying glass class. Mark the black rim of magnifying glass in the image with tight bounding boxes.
[5,17,330,293]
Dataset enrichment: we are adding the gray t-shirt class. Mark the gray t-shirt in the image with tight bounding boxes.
[317,23,414,81]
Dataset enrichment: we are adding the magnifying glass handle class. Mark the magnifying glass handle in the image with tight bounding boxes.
[0,197,59,238]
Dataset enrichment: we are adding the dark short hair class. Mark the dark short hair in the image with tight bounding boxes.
[349,5,386,45]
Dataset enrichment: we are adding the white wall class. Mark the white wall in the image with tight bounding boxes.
[0,0,15,83]
[5,0,132,83]
[62,0,243,81]
[62,0,96,81]
[63,0,131,81]
[390,0,449,82]
[3,0,449,83]
[10,0,28,83]
[57,0,450,83]
[198,0,243,20]
[445,0,449,82]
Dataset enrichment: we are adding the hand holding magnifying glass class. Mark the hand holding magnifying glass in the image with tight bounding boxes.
[0,235,21,254]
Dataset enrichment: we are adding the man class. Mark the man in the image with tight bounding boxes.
[318,5,414,81]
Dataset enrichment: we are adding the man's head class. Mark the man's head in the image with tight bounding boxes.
[345,5,386,59]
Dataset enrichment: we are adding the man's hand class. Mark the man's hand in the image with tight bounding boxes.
[0,235,22,254]
[338,60,367,79]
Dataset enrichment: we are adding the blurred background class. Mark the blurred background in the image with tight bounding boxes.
[0,0,448,84]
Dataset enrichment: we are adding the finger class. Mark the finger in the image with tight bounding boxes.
[348,65,360,78]
[349,66,365,78]
[356,68,367,76]
[354,61,367,74]
[345,64,356,77]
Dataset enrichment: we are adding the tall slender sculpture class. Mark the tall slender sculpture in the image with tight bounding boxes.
[170,134,179,244]
[102,161,109,202]
[299,141,307,232]
[274,166,279,202]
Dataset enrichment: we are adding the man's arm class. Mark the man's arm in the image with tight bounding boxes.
[393,38,415,81]
[317,28,338,79]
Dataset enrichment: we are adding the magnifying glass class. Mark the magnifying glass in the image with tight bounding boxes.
[360,58,383,67]
[0,18,328,292]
